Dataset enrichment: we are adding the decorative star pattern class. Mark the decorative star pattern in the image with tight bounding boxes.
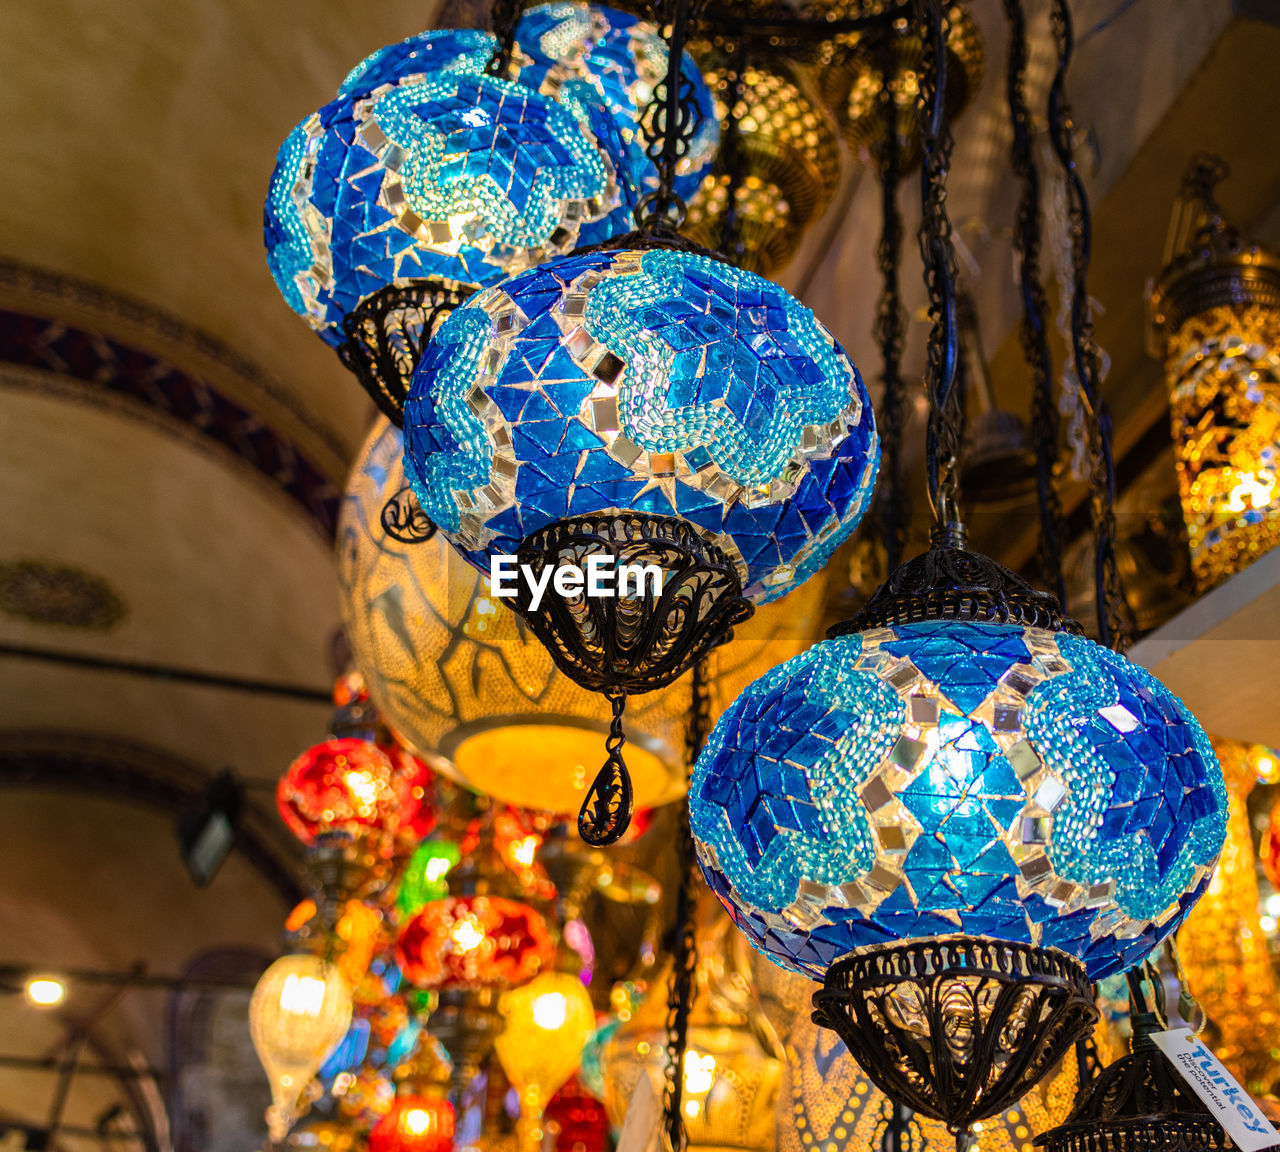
[689,622,1228,981]
[403,248,880,604]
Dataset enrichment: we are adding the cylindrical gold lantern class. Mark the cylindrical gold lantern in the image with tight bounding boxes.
[1151,156,1280,591]
[685,63,841,276]
[751,954,1079,1152]
[1176,736,1280,1096]
[338,418,828,814]
[602,901,782,1152]
[817,3,984,174]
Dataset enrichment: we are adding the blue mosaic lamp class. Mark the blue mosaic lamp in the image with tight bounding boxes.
[688,531,1228,1129]
[512,3,719,202]
[402,245,879,844]
[263,27,636,421]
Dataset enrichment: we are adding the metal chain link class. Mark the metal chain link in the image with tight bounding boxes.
[873,35,910,571]
[914,0,963,532]
[1046,0,1130,650]
[661,660,710,1152]
[1003,0,1067,612]
[636,0,708,233]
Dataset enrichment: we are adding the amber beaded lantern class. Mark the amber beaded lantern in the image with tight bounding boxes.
[601,901,782,1152]
[817,3,984,174]
[1152,155,1280,591]
[1176,737,1280,1096]
[685,63,840,276]
[338,418,828,814]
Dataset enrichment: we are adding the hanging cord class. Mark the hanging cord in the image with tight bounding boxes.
[873,34,910,571]
[1003,0,1067,611]
[485,0,524,78]
[914,0,963,535]
[661,659,711,1152]
[635,0,707,234]
[1046,0,1129,649]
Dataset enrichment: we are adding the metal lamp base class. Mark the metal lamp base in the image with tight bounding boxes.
[811,936,1098,1132]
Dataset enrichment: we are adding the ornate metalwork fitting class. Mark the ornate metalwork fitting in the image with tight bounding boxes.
[829,525,1083,636]
[1151,155,1280,337]
[380,485,437,545]
[511,512,753,696]
[337,281,473,426]
[812,936,1098,1131]
[1034,1015,1229,1152]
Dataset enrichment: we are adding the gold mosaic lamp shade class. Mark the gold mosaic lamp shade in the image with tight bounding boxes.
[750,955,1078,1152]
[1176,736,1280,1096]
[685,63,841,276]
[817,3,984,174]
[601,903,782,1152]
[338,419,829,814]
[1152,157,1280,592]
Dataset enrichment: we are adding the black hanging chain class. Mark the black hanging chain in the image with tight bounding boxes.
[577,691,634,847]
[873,35,910,572]
[635,0,708,234]
[914,0,963,533]
[1046,0,1129,650]
[1003,0,1068,613]
[661,659,710,1152]
[485,0,524,79]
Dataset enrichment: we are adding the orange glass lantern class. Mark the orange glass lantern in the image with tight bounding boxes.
[369,1097,455,1152]
[396,896,553,990]
[278,738,437,850]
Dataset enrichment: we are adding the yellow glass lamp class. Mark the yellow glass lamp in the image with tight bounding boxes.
[250,954,355,1143]
[495,972,597,1152]
[1151,155,1280,591]
[1176,736,1280,1096]
[750,954,1079,1152]
[602,900,782,1152]
[817,3,984,174]
[685,63,841,276]
[338,418,828,814]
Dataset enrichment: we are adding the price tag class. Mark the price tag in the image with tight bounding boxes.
[1150,1029,1280,1152]
[616,1071,662,1152]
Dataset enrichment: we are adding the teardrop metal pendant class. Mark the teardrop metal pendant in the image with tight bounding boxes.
[577,693,634,846]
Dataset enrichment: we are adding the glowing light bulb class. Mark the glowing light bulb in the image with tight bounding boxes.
[25,978,64,1007]
[424,855,452,883]
[1266,893,1280,918]
[404,1109,431,1135]
[343,769,380,813]
[510,836,539,868]
[280,973,328,1016]
[450,919,485,953]
[682,1050,716,1096]
[532,992,568,1031]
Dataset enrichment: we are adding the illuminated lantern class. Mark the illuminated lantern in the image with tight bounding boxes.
[250,954,354,1142]
[513,2,719,200]
[496,972,598,1152]
[278,738,436,853]
[602,902,781,1152]
[1177,736,1280,1094]
[404,247,878,841]
[369,1034,456,1152]
[545,1078,610,1152]
[338,418,829,816]
[396,896,553,990]
[397,840,462,918]
[1151,154,1280,590]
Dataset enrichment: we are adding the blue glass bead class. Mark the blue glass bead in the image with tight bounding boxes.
[689,621,1228,982]
[403,247,879,603]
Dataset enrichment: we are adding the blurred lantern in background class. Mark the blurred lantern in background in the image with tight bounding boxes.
[545,1078,610,1152]
[496,972,597,1152]
[398,840,463,918]
[369,1032,456,1152]
[1177,736,1280,1096]
[1151,154,1280,591]
[397,896,554,991]
[251,954,355,1142]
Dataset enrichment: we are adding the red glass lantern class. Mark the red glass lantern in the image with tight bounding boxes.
[396,895,553,990]
[277,738,436,849]
[368,1095,455,1152]
[545,1078,609,1152]
[1263,799,1280,891]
